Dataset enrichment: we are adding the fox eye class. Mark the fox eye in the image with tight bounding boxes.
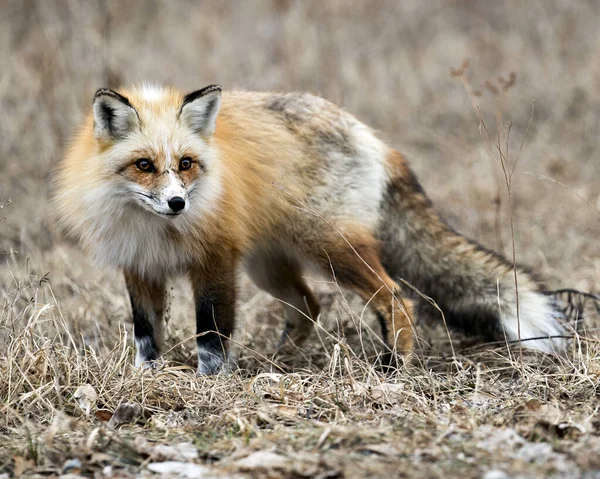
[180,157,193,171]
[135,159,155,172]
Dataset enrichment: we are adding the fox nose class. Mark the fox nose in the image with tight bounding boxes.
[168,196,186,212]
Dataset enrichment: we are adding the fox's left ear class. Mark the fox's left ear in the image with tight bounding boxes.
[180,85,222,136]
[93,89,140,142]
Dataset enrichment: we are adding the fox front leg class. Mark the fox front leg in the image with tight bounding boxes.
[124,271,166,367]
[189,259,237,375]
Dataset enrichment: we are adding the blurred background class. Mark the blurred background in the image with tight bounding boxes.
[1,0,598,359]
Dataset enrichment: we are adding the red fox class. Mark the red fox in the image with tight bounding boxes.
[52,84,565,374]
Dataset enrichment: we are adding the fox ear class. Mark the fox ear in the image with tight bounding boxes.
[180,85,222,136]
[93,89,139,142]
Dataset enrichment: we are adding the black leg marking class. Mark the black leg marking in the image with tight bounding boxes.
[124,272,166,368]
[194,277,236,376]
[130,296,159,366]
[376,312,395,369]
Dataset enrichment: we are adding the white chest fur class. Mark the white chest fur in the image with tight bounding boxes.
[88,206,192,278]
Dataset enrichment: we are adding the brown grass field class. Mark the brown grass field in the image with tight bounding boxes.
[1,1,600,477]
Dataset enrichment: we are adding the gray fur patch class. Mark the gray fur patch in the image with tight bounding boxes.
[265,93,357,156]
[314,127,356,156]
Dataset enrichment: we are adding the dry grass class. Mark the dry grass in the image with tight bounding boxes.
[1,1,600,477]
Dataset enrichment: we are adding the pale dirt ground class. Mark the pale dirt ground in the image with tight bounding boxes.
[1,1,600,478]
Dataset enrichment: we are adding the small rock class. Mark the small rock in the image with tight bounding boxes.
[147,461,210,478]
[234,451,289,470]
[108,402,144,429]
[62,458,82,474]
[153,442,198,462]
[73,384,98,416]
[514,441,553,463]
[359,443,401,456]
[475,425,525,452]
[482,470,509,479]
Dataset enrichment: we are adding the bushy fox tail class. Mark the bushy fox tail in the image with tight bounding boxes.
[380,151,566,352]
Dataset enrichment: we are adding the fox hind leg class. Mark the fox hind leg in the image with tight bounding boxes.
[245,248,321,348]
[313,231,415,364]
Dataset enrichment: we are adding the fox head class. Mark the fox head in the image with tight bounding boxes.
[91,84,222,218]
